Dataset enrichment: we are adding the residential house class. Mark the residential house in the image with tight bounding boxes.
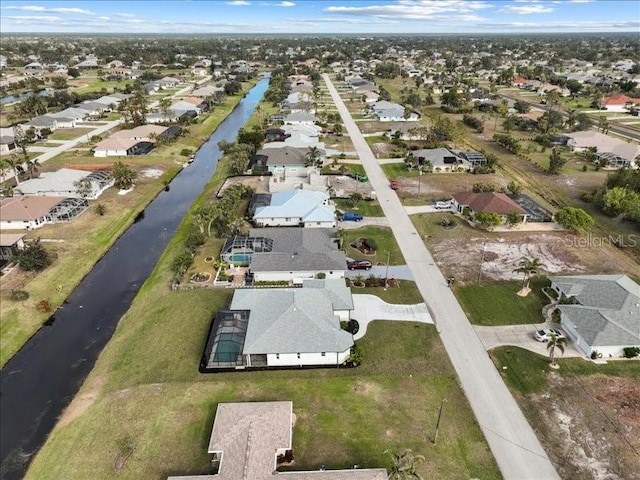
[370,100,419,122]
[252,146,310,178]
[550,275,640,358]
[15,168,113,199]
[201,279,354,371]
[170,100,203,116]
[0,233,25,261]
[363,91,381,104]
[452,192,527,223]
[409,148,471,172]
[94,137,148,157]
[262,132,326,155]
[166,401,388,479]
[0,128,16,153]
[0,196,88,230]
[283,112,318,125]
[191,85,224,98]
[23,62,44,76]
[252,190,336,228]
[563,131,639,169]
[601,94,640,112]
[281,123,322,138]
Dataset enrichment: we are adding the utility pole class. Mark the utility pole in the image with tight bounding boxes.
[433,398,446,445]
[477,241,487,284]
[384,250,390,289]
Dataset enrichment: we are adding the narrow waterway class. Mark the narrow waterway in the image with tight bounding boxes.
[0,77,269,480]
[0,88,53,106]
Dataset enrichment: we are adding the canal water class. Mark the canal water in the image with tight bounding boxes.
[0,88,53,106]
[0,77,270,480]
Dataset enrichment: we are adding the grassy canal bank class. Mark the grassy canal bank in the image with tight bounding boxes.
[24,116,501,480]
[0,79,256,367]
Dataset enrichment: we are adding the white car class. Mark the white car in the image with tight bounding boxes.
[434,201,451,210]
[534,328,566,342]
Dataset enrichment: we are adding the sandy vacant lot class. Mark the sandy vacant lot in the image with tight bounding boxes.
[531,374,640,480]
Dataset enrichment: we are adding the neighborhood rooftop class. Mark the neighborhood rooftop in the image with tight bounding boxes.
[168,402,388,480]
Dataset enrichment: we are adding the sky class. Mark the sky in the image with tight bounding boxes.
[0,0,638,34]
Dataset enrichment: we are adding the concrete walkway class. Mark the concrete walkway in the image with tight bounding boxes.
[324,73,560,480]
[352,294,432,340]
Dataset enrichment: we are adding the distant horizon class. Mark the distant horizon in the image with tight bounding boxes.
[1,0,638,34]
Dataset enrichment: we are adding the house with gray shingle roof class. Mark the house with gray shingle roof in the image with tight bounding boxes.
[200,279,354,371]
[249,227,346,283]
[550,275,640,358]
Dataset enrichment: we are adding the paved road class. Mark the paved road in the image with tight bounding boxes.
[324,73,560,480]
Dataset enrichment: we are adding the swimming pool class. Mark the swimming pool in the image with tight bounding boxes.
[228,253,251,265]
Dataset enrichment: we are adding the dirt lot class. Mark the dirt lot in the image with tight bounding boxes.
[396,172,509,200]
[413,214,638,285]
[529,374,640,480]
[217,175,270,196]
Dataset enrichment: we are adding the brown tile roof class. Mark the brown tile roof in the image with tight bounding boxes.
[181,96,205,106]
[0,196,63,221]
[453,192,526,215]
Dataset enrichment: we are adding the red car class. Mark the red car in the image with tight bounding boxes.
[389,179,399,190]
[347,259,373,270]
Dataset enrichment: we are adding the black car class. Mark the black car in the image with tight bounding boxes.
[347,259,373,270]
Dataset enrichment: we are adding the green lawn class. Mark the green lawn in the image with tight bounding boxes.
[334,199,384,217]
[48,128,95,141]
[381,162,421,178]
[352,280,424,305]
[454,279,550,326]
[322,163,367,177]
[491,346,640,394]
[341,226,405,265]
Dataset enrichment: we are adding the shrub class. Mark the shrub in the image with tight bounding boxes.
[170,249,194,276]
[184,230,207,252]
[623,347,640,358]
[472,182,497,193]
[13,238,52,272]
[590,350,600,360]
[474,211,502,230]
[363,237,377,251]
[555,207,594,232]
[315,272,326,279]
[36,299,52,313]
[95,203,107,216]
[9,289,30,301]
[462,114,484,132]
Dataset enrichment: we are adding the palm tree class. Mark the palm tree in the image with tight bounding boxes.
[5,154,23,185]
[547,333,567,368]
[306,146,322,166]
[513,256,547,292]
[385,449,425,480]
[25,158,40,179]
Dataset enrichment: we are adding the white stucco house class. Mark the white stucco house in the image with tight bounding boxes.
[15,168,113,199]
[253,190,336,228]
[200,279,354,371]
[550,275,640,358]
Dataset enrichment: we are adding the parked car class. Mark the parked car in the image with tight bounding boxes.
[347,259,373,270]
[534,328,566,342]
[341,212,363,222]
[434,201,451,210]
[389,179,399,190]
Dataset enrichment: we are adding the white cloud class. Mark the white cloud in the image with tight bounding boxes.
[569,0,595,3]
[499,4,554,14]
[225,0,251,5]
[276,1,296,6]
[2,14,63,22]
[324,0,492,20]
[3,5,93,14]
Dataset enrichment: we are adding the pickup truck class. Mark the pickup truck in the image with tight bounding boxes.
[341,212,363,222]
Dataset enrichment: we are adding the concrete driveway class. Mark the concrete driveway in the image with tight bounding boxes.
[352,294,432,340]
[345,265,414,281]
[404,205,454,214]
[338,216,389,229]
[474,323,584,358]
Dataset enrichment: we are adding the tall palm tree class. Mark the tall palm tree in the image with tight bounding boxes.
[25,158,40,179]
[5,154,23,185]
[547,333,567,368]
[385,449,425,480]
[513,256,547,291]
